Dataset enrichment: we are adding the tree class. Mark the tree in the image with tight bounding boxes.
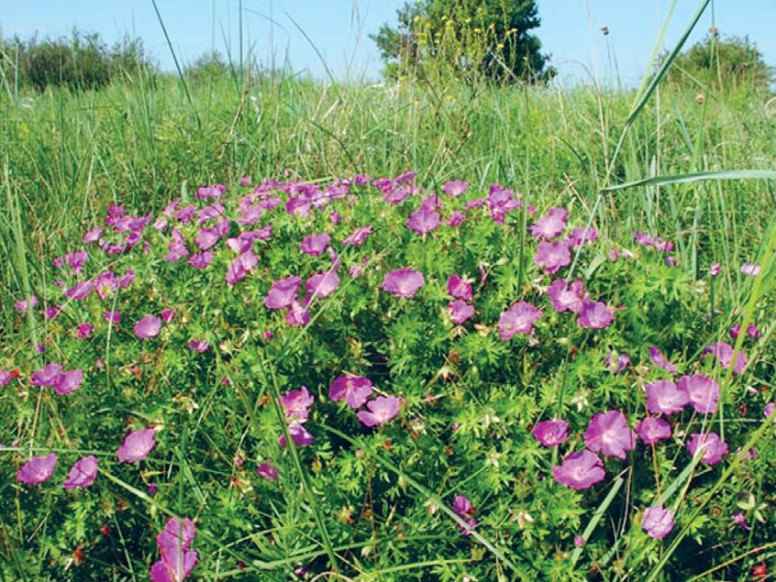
[666,34,774,94]
[371,0,555,84]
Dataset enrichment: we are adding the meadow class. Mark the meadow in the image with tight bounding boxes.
[0,13,775,582]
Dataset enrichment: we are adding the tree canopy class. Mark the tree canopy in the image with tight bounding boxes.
[371,0,555,85]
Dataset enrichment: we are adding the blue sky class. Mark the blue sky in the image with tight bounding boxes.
[1,1,774,86]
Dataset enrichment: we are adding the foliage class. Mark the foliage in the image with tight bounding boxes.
[371,0,555,84]
[664,33,775,94]
[184,50,233,85]
[0,29,156,92]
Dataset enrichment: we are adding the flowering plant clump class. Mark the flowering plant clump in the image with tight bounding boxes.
[0,171,772,581]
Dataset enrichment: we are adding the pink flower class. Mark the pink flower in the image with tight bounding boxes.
[583,410,636,459]
[740,263,761,277]
[679,374,720,415]
[530,207,568,239]
[161,309,175,322]
[577,300,614,329]
[279,386,314,422]
[686,432,728,464]
[17,453,58,484]
[117,428,157,463]
[635,417,672,444]
[29,363,63,387]
[135,315,162,339]
[264,276,301,310]
[83,227,103,243]
[329,376,373,409]
[285,301,310,327]
[306,271,340,299]
[532,419,569,447]
[65,280,94,301]
[194,227,220,250]
[187,339,210,352]
[551,450,606,490]
[406,208,441,234]
[547,279,586,313]
[534,241,571,274]
[703,342,747,375]
[709,263,721,276]
[566,226,598,248]
[642,505,674,539]
[382,268,425,298]
[452,494,477,536]
[151,517,198,582]
[63,455,99,489]
[14,295,38,313]
[448,211,467,227]
[188,252,214,269]
[649,345,677,374]
[605,351,631,374]
[441,180,469,197]
[300,233,331,256]
[357,395,401,427]
[645,380,688,415]
[103,310,121,324]
[342,226,372,246]
[449,300,475,325]
[257,463,279,481]
[77,323,94,338]
[447,274,473,301]
[279,421,314,447]
[54,369,83,395]
[498,301,542,340]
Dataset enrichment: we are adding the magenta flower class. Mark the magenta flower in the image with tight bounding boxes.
[645,380,689,415]
[279,421,314,447]
[63,455,99,489]
[161,308,175,322]
[551,450,606,490]
[285,301,310,327]
[29,363,63,387]
[264,276,301,310]
[0,370,12,386]
[605,351,631,374]
[103,310,121,324]
[194,227,220,250]
[678,374,720,415]
[151,517,198,582]
[530,207,568,239]
[117,428,157,463]
[686,432,728,464]
[306,271,340,299]
[14,295,38,313]
[187,339,210,352]
[54,369,83,395]
[451,494,477,536]
[279,386,314,422]
[134,315,162,339]
[449,300,475,325]
[257,463,279,481]
[382,268,425,298]
[648,345,677,374]
[547,278,586,313]
[357,395,401,427]
[740,263,761,277]
[709,263,721,276]
[65,280,94,301]
[342,226,372,246]
[498,301,542,340]
[83,227,103,243]
[534,241,571,274]
[703,342,747,375]
[329,376,374,409]
[584,410,636,459]
[119,268,135,288]
[577,300,614,329]
[406,208,441,234]
[642,505,675,539]
[448,211,467,227]
[188,252,214,269]
[17,453,58,485]
[300,233,331,256]
[635,417,672,444]
[732,510,751,531]
[532,419,569,447]
[566,226,599,248]
[447,274,473,301]
[442,180,469,197]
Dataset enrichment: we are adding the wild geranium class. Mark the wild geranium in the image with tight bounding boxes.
[534,241,571,274]
[406,208,441,234]
[584,410,636,459]
[442,180,469,197]
[687,432,728,464]
[635,417,672,444]
[54,369,83,395]
[257,463,279,481]
[285,301,310,327]
[103,310,121,324]
[530,207,568,239]
[679,374,720,414]
[566,226,599,248]
[63,455,99,489]
[532,419,569,447]
[306,271,340,299]
[452,494,477,536]
[551,450,606,490]
[29,363,63,387]
[449,300,475,325]
[498,301,542,340]
[703,342,747,375]
[151,517,198,582]
[329,376,374,409]
[382,268,425,298]
[300,233,331,256]
[134,315,162,339]
[447,274,473,301]
[117,428,157,463]
[279,421,314,447]
[357,395,401,427]
[649,345,677,374]
[187,339,210,353]
[17,453,58,485]
[642,505,675,539]
[740,263,761,277]
[342,226,372,246]
[605,351,631,374]
[0,370,12,386]
[448,211,466,227]
[547,278,586,313]
[264,276,301,310]
[279,386,314,422]
[577,300,614,330]
[645,380,689,415]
